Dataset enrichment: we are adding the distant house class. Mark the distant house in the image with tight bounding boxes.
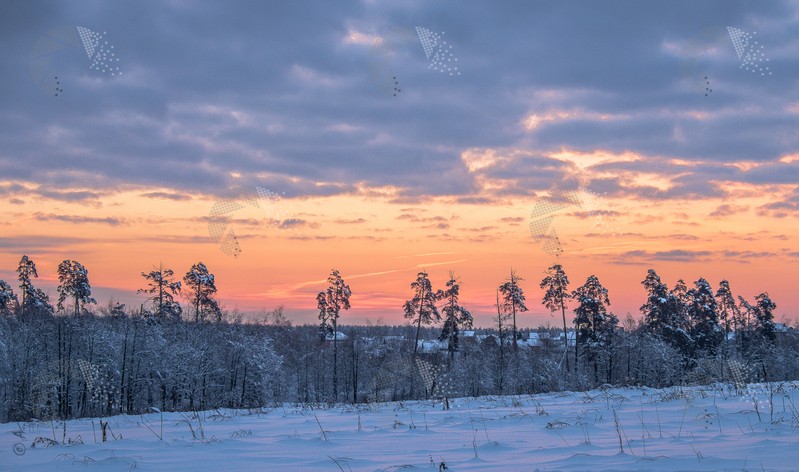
[325,331,348,342]
[552,331,576,347]
[519,332,542,347]
[417,339,447,353]
[775,323,791,333]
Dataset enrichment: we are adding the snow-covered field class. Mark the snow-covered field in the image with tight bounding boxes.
[2,383,799,471]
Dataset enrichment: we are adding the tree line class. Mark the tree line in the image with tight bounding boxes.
[0,256,796,423]
[1,256,221,322]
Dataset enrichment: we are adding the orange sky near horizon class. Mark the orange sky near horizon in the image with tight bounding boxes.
[2,159,797,329]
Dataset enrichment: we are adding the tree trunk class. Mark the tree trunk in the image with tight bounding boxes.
[512,301,518,353]
[240,364,247,407]
[333,312,338,402]
[511,271,518,353]
[351,340,358,403]
[413,285,426,357]
[574,330,579,374]
[561,302,569,372]
[120,325,128,413]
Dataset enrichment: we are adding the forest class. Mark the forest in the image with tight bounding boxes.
[0,255,796,423]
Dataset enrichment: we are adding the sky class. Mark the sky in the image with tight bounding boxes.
[0,0,798,328]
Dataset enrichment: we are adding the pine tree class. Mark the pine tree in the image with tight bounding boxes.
[641,269,669,331]
[572,275,612,377]
[138,264,182,321]
[738,293,778,376]
[498,269,528,352]
[737,295,756,356]
[403,271,440,357]
[715,280,740,364]
[670,279,690,326]
[183,262,221,322]
[437,272,473,363]
[540,264,570,366]
[317,269,351,401]
[640,269,691,357]
[687,278,722,356]
[317,292,331,340]
[16,255,52,316]
[56,260,97,316]
[0,280,18,315]
[753,292,776,343]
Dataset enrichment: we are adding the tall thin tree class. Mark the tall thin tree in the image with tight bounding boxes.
[317,269,351,401]
[715,280,740,368]
[499,269,528,352]
[437,271,473,364]
[403,271,440,357]
[16,255,51,316]
[540,264,570,367]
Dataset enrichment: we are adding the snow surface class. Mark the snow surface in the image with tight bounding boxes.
[2,382,799,471]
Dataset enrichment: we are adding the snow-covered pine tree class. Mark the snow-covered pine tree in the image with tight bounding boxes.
[687,278,722,356]
[17,255,36,315]
[0,280,18,315]
[754,292,776,343]
[16,255,52,317]
[498,269,528,352]
[183,262,221,322]
[746,292,778,380]
[715,280,740,363]
[572,275,612,379]
[316,291,331,340]
[640,269,691,357]
[403,271,440,357]
[138,264,182,321]
[56,260,97,316]
[737,295,756,356]
[317,269,351,401]
[436,271,473,363]
[540,264,570,366]
[670,278,690,322]
[641,269,669,332]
